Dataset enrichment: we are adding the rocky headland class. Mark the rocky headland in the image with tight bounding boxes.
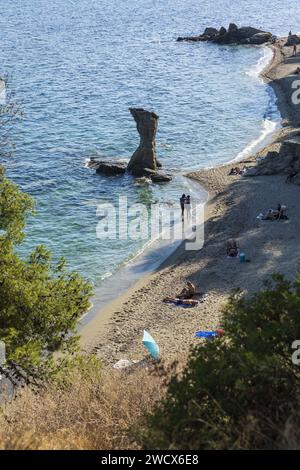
[177,23,272,45]
[243,38,300,182]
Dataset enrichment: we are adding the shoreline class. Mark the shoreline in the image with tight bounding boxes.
[79,175,208,330]
[80,45,275,326]
[80,38,300,366]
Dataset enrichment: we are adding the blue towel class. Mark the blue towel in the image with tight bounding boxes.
[195,331,218,339]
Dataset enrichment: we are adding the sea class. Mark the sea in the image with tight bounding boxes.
[0,0,298,306]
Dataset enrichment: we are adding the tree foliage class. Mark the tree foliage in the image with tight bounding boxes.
[0,167,93,377]
[139,274,300,450]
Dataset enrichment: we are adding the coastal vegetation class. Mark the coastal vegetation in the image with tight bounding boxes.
[0,81,299,449]
[1,273,300,449]
[0,167,93,379]
[0,82,93,379]
[138,274,300,449]
[1,21,300,451]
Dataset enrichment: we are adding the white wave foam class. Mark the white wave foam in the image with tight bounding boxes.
[84,157,91,167]
[246,46,274,82]
[232,118,279,163]
[233,51,282,163]
[48,146,76,154]
[100,271,113,281]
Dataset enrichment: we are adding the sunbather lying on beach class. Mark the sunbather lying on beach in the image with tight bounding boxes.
[229,166,246,176]
[163,297,199,306]
[177,281,196,299]
[263,208,278,220]
[277,204,288,219]
[226,239,239,257]
[262,204,288,220]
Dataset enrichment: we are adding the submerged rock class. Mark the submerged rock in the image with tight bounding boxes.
[177,24,272,45]
[142,168,172,182]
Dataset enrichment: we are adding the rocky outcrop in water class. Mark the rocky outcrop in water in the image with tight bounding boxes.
[87,108,172,183]
[127,108,160,175]
[177,24,272,45]
[88,157,127,176]
[141,168,172,182]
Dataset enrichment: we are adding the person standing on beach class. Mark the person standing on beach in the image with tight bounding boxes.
[293,44,297,56]
[185,195,191,220]
[180,194,186,218]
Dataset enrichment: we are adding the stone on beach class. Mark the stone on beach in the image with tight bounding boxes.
[246,137,300,176]
[285,34,300,46]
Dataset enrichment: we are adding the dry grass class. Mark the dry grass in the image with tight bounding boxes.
[1,358,299,450]
[0,366,165,450]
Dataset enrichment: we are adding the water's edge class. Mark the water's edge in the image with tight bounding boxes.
[79,44,283,329]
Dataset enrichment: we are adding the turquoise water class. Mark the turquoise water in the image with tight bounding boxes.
[0,0,298,285]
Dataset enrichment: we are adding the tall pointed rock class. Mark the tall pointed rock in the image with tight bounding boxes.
[127,108,159,175]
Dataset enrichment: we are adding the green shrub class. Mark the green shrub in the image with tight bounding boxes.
[139,274,300,449]
[0,168,93,379]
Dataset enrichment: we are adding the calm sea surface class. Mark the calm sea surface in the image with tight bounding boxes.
[0,0,298,285]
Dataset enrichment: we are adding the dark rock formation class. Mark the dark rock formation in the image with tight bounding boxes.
[246,138,300,176]
[127,108,159,175]
[249,32,273,45]
[88,159,172,182]
[203,27,219,37]
[228,23,238,33]
[87,109,172,183]
[88,158,127,176]
[177,24,272,46]
[285,34,300,46]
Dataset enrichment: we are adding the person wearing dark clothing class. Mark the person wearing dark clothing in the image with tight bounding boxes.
[293,44,297,56]
[286,169,297,183]
[185,195,191,219]
[180,194,186,217]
